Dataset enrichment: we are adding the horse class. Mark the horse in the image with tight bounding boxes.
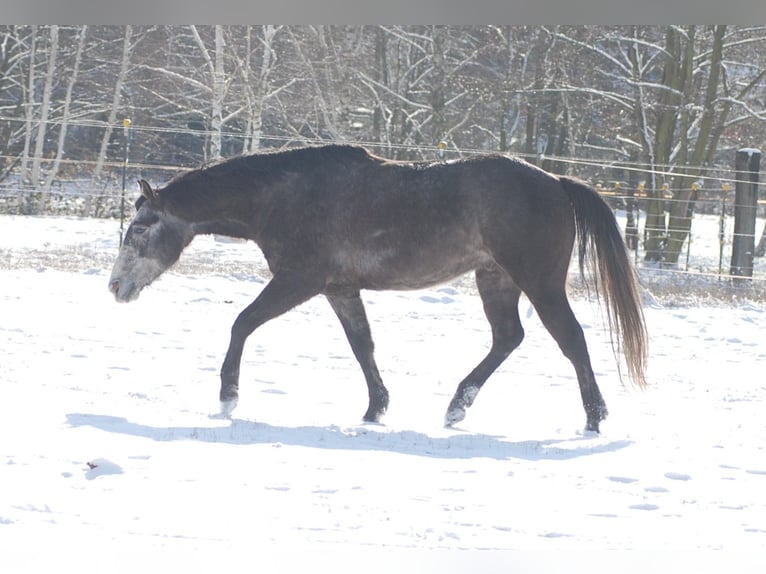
[108,144,647,433]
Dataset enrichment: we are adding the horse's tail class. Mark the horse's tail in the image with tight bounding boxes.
[560,176,648,390]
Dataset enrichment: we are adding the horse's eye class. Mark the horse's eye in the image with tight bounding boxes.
[133,225,148,235]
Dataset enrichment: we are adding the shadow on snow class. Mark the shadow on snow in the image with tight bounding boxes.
[66,412,632,462]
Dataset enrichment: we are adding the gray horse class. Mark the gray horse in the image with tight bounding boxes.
[109,144,647,433]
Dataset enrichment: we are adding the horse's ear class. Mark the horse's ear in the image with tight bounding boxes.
[137,179,156,201]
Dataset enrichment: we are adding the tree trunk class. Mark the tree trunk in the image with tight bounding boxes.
[498,26,524,154]
[645,26,686,262]
[429,25,447,145]
[18,25,37,213]
[212,25,225,159]
[32,25,58,212]
[42,26,87,194]
[523,29,550,165]
[89,24,133,213]
[191,24,226,161]
[371,26,388,148]
[663,26,697,264]
[665,25,726,265]
[240,25,279,154]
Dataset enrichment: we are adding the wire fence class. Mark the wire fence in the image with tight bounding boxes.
[1,121,764,293]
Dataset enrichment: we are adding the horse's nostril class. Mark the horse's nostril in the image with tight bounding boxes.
[109,280,120,296]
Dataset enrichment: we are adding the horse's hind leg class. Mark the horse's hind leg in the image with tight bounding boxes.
[526,288,608,433]
[327,293,389,423]
[445,264,524,427]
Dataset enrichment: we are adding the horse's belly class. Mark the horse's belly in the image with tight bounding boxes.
[331,243,491,291]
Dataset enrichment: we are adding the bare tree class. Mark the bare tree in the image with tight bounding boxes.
[41,26,88,196]
[85,25,136,215]
[349,26,487,159]
[553,25,766,265]
[647,26,766,264]
[232,25,296,153]
[2,24,765,223]
[190,25,227,160]
[0,27,28,184]
[29,24,59,203]
[17,25,38,209]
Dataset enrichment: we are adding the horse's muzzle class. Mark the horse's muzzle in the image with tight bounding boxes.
[109,279,137,302]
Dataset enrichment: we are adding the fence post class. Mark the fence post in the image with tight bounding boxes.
[634,182,643,265]
[119,118,132,248]
[681,181,699,272]
[718,183,730,277]
[730,148,760,279]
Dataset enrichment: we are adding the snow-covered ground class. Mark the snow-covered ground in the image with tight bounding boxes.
[1,213,765,571]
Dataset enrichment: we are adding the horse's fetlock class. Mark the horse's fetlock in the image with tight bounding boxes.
[462,385,480,408]
[219,398,239,418]
[363,406,385,423]
[219,384,239,403]
[598,403,609,420]
[585,419,601,434]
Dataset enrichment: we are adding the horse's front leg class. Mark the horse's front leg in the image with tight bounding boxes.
[219,272,322,417]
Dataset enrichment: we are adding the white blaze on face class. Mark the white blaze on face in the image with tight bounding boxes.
[108,242,167,302]
[108,210,193,303]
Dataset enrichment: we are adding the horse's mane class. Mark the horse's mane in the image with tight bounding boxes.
[183,145,369,179]
[137,145,375,211]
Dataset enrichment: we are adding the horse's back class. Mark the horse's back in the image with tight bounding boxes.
[312,152,574,292]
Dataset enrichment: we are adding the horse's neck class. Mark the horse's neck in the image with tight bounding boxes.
[191,217,254,241]
[160,188,250,241]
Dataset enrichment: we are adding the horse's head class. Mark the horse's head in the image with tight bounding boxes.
[108,179,194,302]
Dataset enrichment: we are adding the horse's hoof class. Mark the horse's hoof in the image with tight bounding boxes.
[362,409,384,424]
[219,398,239,418]
[444,405,466,428]
[585,420,601,434]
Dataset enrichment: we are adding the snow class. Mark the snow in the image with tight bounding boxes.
[1,213,766,571]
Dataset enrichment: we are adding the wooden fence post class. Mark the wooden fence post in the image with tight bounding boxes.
[730,148,761,278]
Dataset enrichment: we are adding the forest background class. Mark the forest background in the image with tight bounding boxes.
[1,24,765,267]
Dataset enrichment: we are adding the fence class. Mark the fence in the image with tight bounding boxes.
[0,123,764,288]
[597,183,764,274]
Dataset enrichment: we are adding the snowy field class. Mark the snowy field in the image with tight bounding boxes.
[1,213,766,571]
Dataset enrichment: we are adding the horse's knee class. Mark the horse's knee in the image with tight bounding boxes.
[534,309,586,361]
[493,325,524,358]
[231,313,254,343]
[509,326,524,349]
